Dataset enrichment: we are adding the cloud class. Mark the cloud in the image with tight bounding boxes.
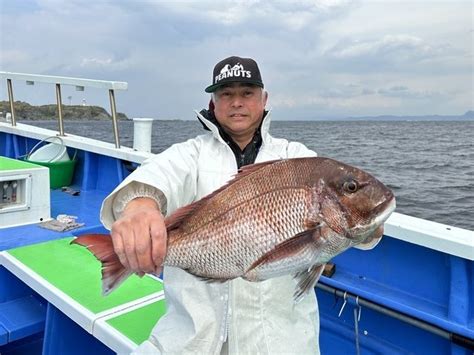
[323,34,463,73]
[79,57,131,71]
[328,35,433,59]
[0,0,472,119]
[268,81,452,119]
[271,83,444,106]
[152,0,353,31]
[0,50,30,66]
[377,85,445,100]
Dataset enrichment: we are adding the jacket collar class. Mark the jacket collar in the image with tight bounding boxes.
[194,109,272,145]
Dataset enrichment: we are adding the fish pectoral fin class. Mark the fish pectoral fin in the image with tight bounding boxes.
[194,275,230,283]
[246,228,319,274]
[293,264,325,303]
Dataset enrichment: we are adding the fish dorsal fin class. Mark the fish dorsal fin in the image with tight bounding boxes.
[165,199,208,231]
[235,159,283,177]
[165,159,282,232]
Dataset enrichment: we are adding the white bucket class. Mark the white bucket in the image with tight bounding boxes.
[28,137,70,163]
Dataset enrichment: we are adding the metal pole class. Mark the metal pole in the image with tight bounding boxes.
[109,89,120,148]
[316,282,474,350]
[55,83,65,136]
[6,79,16,126]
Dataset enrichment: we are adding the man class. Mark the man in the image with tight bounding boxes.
[101,56,320,354]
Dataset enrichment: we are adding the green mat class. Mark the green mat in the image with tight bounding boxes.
[0,156,41,171]
[106,298,167,345]
[7,237,164,313]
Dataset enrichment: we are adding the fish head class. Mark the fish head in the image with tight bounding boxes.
[314,158,396,248]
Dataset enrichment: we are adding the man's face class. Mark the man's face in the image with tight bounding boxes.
[213,83,268,142]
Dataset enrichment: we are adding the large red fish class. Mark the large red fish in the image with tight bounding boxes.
[73,157,395,301]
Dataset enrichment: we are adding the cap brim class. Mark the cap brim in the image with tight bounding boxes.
[205,80,264,93]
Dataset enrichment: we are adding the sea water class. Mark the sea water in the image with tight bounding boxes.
[25,119,474,231]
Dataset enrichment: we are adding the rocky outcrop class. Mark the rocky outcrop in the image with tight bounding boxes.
[0,101,128,120]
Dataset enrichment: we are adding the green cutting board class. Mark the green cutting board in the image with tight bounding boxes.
[7,237,164,313]
[0,156,41,171]
[106,298,167,345]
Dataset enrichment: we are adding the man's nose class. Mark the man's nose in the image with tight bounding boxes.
[230,96,243,107]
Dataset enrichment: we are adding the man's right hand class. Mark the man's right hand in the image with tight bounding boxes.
[110,197,167,275]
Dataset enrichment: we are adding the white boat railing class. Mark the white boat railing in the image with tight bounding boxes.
[0,71,128,148]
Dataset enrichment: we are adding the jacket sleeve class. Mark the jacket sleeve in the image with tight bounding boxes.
[100,138,201,230]
[286,141,317,159]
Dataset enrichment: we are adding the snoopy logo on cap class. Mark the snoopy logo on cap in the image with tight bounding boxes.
[215,62,251,83]
[220,64,231,74]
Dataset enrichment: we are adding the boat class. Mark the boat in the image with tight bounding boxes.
[1,72,473,354]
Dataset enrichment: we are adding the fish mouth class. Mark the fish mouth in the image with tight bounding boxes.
[372,195,396,226]
[350,194,396,242]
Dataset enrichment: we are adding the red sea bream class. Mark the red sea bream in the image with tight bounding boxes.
[73,157,396,301]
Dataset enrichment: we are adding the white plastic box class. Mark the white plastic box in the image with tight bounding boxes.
[0,156,51,228]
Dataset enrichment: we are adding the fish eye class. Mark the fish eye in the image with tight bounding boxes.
[343,180,358,193]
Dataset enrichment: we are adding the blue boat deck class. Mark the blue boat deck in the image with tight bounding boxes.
[0,188,109,251]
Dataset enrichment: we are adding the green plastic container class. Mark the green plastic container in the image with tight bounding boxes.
[23,136,77,189]
[24,158,77,189]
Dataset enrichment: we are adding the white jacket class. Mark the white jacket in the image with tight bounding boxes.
[101,111,320,354]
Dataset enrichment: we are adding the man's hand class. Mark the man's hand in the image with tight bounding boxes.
[110,197,167,275]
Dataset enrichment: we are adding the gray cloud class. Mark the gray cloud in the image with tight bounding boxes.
[377,85,445,100]
[323,34,467,74]
[0,0,471,120]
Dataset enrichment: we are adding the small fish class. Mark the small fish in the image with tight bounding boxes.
[73,157,395,302]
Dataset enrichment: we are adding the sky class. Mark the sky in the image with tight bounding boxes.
[0,0,472,120]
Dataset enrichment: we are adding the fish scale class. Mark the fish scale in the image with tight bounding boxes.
[165,187,309,278]
[179,159,318,235]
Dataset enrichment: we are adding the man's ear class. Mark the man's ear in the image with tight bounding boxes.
[263,90,268,106]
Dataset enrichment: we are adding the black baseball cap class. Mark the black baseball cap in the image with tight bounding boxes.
[205,56,264,93]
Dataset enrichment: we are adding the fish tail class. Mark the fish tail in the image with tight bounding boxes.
[71,233,132,296]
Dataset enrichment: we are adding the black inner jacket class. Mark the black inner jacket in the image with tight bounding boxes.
[198,109,267,169]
